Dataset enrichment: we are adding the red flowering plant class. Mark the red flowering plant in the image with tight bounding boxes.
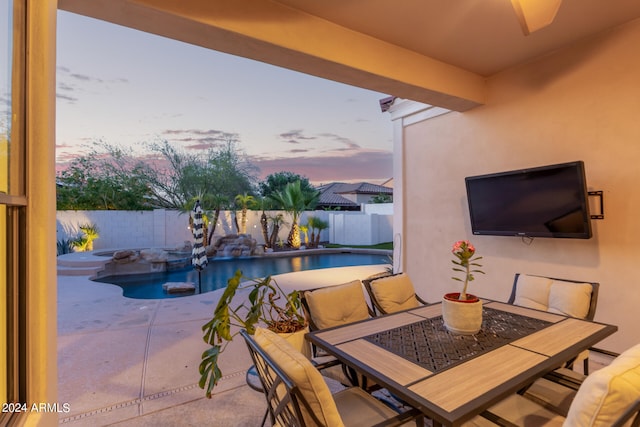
[451,240,484,301]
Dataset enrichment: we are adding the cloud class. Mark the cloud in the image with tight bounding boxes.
[250,149,392,184]
[56,65,129,104]
[318,133,361,151]
[161,129,240,151]
[58,82,75,92]
[277,130,361,152]
[56,93,78,103]
[70,73,96,82]
[279,130,317,144]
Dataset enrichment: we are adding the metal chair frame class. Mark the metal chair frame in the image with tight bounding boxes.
[240,329,424,427]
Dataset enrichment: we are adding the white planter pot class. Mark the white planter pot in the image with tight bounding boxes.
[442,293,483,335]
[278,326,311,359]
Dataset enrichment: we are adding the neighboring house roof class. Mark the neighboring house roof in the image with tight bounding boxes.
[316,182,393,209]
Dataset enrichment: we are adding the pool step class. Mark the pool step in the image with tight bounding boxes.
[57,253,111,276]
[57,257,109,268]
[57,265,104,276]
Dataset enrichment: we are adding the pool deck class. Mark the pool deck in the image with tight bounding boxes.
[57,261,389,426]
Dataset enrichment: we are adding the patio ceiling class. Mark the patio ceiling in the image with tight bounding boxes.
[58,0,640,112]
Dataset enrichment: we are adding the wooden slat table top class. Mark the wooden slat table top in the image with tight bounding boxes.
[409,345,547,412]
[405,303,443,319]
[313,312,422,345]
[337,339,433,385]
[483,301,566,323]
[513,317,610,356]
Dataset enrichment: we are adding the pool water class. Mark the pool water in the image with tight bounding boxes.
[93,252,388,299]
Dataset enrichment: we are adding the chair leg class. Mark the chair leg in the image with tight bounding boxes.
[259,408,268,427]
[584,357,590,375]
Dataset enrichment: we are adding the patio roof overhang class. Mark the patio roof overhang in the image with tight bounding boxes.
[57,0,486,112]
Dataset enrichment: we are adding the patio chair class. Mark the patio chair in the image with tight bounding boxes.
[465,343,640,427]
[301,279,374,388]
[302,279,374,332]
[508,273,599,373]
[363,272,429,316]
[241,328,425,427]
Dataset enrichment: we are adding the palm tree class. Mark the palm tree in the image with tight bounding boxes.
[234,192,255,234]
[312,217,329,247]
[268,181,320,249]
[254,197,273,248]
[182,194,231,246]
[306,216,329,248]
[299,224,309,247]
[268,213,286,249]
[205,195,229,243]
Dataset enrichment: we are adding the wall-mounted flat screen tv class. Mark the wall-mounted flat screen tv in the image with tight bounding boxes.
[465,161,592,239]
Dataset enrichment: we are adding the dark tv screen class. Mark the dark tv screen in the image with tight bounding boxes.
[465,161,592,239]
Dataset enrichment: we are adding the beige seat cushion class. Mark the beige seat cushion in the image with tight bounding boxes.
[370,273,420,313]
[333,386,415,426]
[305,280,370,330]
[564,343,640,426]
[514,275,553,311]
[254,327,344,427]
[547,279,592,319]
[515,275,592,319]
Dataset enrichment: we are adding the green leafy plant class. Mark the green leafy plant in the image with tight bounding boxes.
[199,270,307,398]
[451,240,484,300]
[71,223,100,252]
[56,238,75,255]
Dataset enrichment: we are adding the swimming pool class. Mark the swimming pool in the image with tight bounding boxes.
[93,252,389,299]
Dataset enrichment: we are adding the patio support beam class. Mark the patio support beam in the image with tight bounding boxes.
[58,0,486,112]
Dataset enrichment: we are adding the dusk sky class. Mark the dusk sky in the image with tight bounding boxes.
[55,11,395,185]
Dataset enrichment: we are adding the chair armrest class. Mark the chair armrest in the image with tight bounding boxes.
[416,294,429,306]
[590,347,620,358]
[370,408,424,427]
[478,410,521,427]
[543,368,586,391]
[311,357,342,371]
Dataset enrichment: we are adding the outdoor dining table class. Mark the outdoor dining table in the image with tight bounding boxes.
[306,299,618,427]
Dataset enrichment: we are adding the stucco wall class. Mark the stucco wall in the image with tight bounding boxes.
[402,19,640,353]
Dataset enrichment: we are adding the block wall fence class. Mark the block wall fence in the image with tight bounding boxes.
[56,205,393,250]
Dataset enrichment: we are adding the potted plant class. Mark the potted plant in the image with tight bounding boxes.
[199,269,308,398]
[442,240,485,334]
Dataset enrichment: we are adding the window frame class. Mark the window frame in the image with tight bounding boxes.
[1,0,27,422]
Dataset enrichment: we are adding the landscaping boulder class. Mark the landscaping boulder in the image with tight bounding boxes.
[162,282,196,293]
[112,250,138,264]
[140,248,169,263]
[212,234,257,258]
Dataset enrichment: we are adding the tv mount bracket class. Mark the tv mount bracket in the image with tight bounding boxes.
[588,191,604,220]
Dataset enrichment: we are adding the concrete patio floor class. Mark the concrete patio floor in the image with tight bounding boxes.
[57,263,389,426]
